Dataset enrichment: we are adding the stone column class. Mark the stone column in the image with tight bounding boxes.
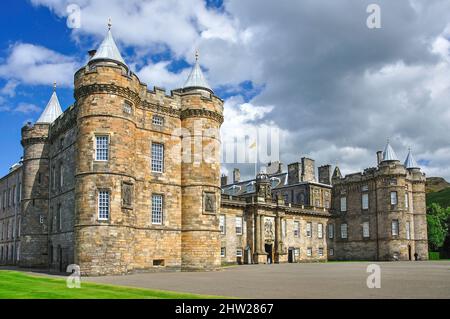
[260,214,265,253]
[255,213,261,254]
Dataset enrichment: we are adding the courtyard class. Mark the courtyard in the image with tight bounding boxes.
[79,261,450,299]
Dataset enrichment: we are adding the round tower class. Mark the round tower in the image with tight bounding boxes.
[21,123,50,267]
[179,52,224,270]
[73,23,141,275]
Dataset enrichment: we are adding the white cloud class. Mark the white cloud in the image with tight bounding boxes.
[136,61,189,91]
[20,0,450,181]
[0,43,78,87]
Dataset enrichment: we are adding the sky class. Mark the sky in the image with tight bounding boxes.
[0,0,449,181]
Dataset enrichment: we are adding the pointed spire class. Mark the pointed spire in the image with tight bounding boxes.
[382,139,398,162]
[183,50,212,91]
[404,148,420,169]
[37,84,63,124]
[90,19,126,66]
[332,166,342,179]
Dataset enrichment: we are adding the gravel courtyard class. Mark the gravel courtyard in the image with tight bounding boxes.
[82,261,450,299]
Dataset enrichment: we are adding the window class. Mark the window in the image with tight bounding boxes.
[294,248,300,257]
[405,192,409,209]
[282,219,287,238]
[98,190,110,220]
[361,185,369,192]
[318,247,324,257]
[221,247,226,257]
[57,204,62,232]
[363,221,370,238]
[390,191,398,205]
[95,136,109,161]
[294,221,300,237]
[328,224,334,239]
[306,222,312,237]
[236,248,243,257]
[325,200,330,209]
[151,194,163,225]
[219,215,226,234]
[152,115,164,126]
[59,164,64,188]
[341,223,348,239]
[318,223,323,239]
[12,186,16,206]
[315,199,320,207]
[123,101,132,114]
[340,197,347,212]
[246,182,255,193]
[329,248,334,256]
[151,143,164,172]
[392,219,399,236]
[306,247,312,257]
[362,193,369,210]
[406,221,411,240]
[235,216,243,235]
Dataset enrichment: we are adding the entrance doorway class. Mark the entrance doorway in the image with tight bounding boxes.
[58,246,63,272]
[288,248,294,263]
[265,244,273,264]
[408,245,412,261]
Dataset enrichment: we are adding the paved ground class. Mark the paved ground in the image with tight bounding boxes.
[3,261,449,298]
[78,261,450,299]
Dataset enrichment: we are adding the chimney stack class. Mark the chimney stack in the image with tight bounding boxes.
[233,168,240,183]
[221,174,228,186]
[376,151,383,165]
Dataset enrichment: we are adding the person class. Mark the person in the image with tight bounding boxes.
[414,252,418,261]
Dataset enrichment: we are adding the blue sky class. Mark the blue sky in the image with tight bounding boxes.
[1,0,449,181]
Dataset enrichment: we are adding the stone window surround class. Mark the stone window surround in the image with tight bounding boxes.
[94,134,110,162]
[151,193,164,225]
[97,188,110,221]
[235,216,243,235]
[151,142,165,173]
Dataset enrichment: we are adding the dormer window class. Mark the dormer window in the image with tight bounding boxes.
[228,185,241,195]
[270,177,280,188]
[246,182,255,193]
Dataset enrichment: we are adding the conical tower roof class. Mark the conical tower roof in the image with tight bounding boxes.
[382,140,398,162]
[183,51,211,91]
[90,20,126,66]
[332,166,342,179]
[37,84,62,124]
[404,148,420,169]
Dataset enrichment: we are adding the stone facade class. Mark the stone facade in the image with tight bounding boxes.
[0,29,429,274]
[329,159,428,261]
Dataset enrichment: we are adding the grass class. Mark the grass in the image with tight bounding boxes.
[0,270,224,299]
[426,187,450,208]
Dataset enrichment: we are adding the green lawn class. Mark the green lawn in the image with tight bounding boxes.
[0,270,222,299]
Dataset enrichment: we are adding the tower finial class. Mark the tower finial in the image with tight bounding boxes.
[195,49,199,62]
[53,81,57,92]
[108,17,112,30]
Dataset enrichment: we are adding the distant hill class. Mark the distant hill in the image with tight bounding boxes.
[426,177,450,193]
[426,187,450,208]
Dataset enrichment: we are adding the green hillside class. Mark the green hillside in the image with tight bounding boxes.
[426,187,450,208]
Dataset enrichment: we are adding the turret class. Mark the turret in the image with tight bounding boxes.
[179,51,224,270]
[73,22,140,275]
[19,85,61,267]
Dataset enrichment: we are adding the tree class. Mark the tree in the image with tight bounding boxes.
[427,203,450,251]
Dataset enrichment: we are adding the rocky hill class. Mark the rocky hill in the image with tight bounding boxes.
[426,177,450,193]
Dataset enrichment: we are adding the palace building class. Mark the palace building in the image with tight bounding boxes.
[0,25,428,275]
